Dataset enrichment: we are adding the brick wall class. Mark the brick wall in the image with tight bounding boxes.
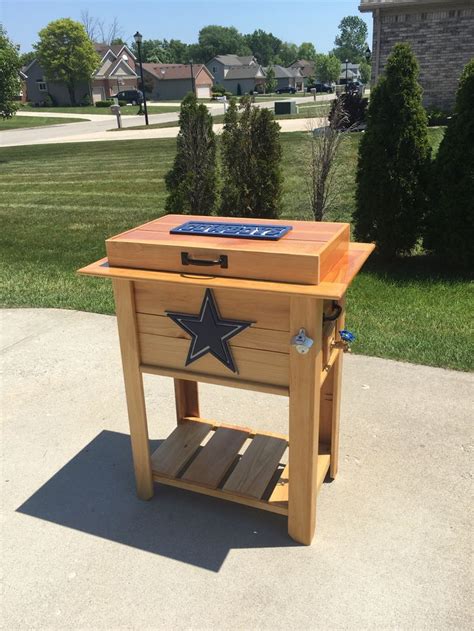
[370,3,474,110]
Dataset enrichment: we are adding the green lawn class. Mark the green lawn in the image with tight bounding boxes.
[0,116,84,129]
[1,128,471,371]
[22,104,180,116]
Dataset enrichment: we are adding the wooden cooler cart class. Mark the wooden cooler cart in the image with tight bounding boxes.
[79,214,373,545]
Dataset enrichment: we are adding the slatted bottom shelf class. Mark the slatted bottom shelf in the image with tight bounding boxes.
[150,417,330,516]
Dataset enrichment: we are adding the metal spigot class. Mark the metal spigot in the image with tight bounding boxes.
[291,328,314,354]
[332,329,356,353]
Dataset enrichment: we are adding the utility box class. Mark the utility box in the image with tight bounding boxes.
[274,100,297,115]
[79,214,373,545]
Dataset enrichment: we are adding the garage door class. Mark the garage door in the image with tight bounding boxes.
[196,86,210,99]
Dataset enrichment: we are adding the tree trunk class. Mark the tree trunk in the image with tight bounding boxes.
[67,82,76,106]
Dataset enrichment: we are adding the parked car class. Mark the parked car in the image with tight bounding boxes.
[308,82,334,94]
[275,86,297,94]
[345,81,364,96]
[111,89,143,105]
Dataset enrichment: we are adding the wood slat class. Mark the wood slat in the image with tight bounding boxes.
[141,363,289,397]
[151,472,288,516]
[183,416,288,442]
[107,240,320,285]
[139,334,289,388]
[223,435,287,499]
[150,420,212,478]
[115,213,347,241]
[181,427,250,488]
[77,258,349,301]
[134,281,290,332]
[136,313,289,354]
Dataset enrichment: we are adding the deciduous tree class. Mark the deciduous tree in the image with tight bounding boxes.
[298,42,317,62]
[197,25,250,62]
[35,19,99,105]
[165,93,217,215]
[244,29,281,65]
[0,26,21,118]
[354,43,431,258]
[314,53,340,84]
[333,16,368,63]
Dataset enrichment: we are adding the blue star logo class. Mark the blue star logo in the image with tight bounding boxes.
[166,289,253,373]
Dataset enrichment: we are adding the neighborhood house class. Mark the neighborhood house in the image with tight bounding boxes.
[206,54,266,94]
[23,43,138,105]
[141,63,214,100]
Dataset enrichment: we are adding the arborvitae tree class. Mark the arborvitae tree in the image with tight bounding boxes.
[354,43,431,257]
[165,93,217,215]
[220,95,282,218]
[424,59,474,269]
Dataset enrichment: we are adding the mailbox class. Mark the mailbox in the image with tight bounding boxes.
[78,214,373,544]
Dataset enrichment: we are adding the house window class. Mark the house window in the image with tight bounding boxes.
[37,80,47,91]
[212,66,216,73]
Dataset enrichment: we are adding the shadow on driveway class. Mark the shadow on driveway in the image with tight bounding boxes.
[17,430,296,572]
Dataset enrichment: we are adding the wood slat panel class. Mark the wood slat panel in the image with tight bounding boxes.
[223,435,287,499]
[120,228,330,251]
[137,313,289,354]
[139,334,289,387]
[141,364,289,397]
[107,240,320,285]
[119,213,347,241]
[78,258,349,301]
[181,427,250,488]
[134,282,290,332]
[151,472,288,516]
[150,420,212,478]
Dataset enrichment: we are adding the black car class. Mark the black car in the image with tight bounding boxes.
[308,82,334,94]
[275,86,297,94]
[111,89,143,105]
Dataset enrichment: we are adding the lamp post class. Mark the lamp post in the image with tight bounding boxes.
[134,31,149,126]
[345,59,349,92]
[190,58,195,95]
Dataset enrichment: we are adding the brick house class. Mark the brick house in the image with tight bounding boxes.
[359,0,474,110]
[24,43,138,105]
[141,63,214,100]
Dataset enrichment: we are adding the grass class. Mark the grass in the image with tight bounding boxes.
[1,127,471,371]
[22,104,180,116]
[0,116,84,129]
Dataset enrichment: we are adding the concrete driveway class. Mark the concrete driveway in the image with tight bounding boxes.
[2,308,471,630]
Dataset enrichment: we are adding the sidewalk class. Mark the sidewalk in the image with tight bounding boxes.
[2,308,471,629]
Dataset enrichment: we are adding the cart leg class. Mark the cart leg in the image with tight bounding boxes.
[113,279,154,500]
[288,296,323,545]
[174,379,199,424]
[319,297,345,479]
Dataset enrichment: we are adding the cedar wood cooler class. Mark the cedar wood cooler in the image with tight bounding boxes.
[78,214,373,545]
